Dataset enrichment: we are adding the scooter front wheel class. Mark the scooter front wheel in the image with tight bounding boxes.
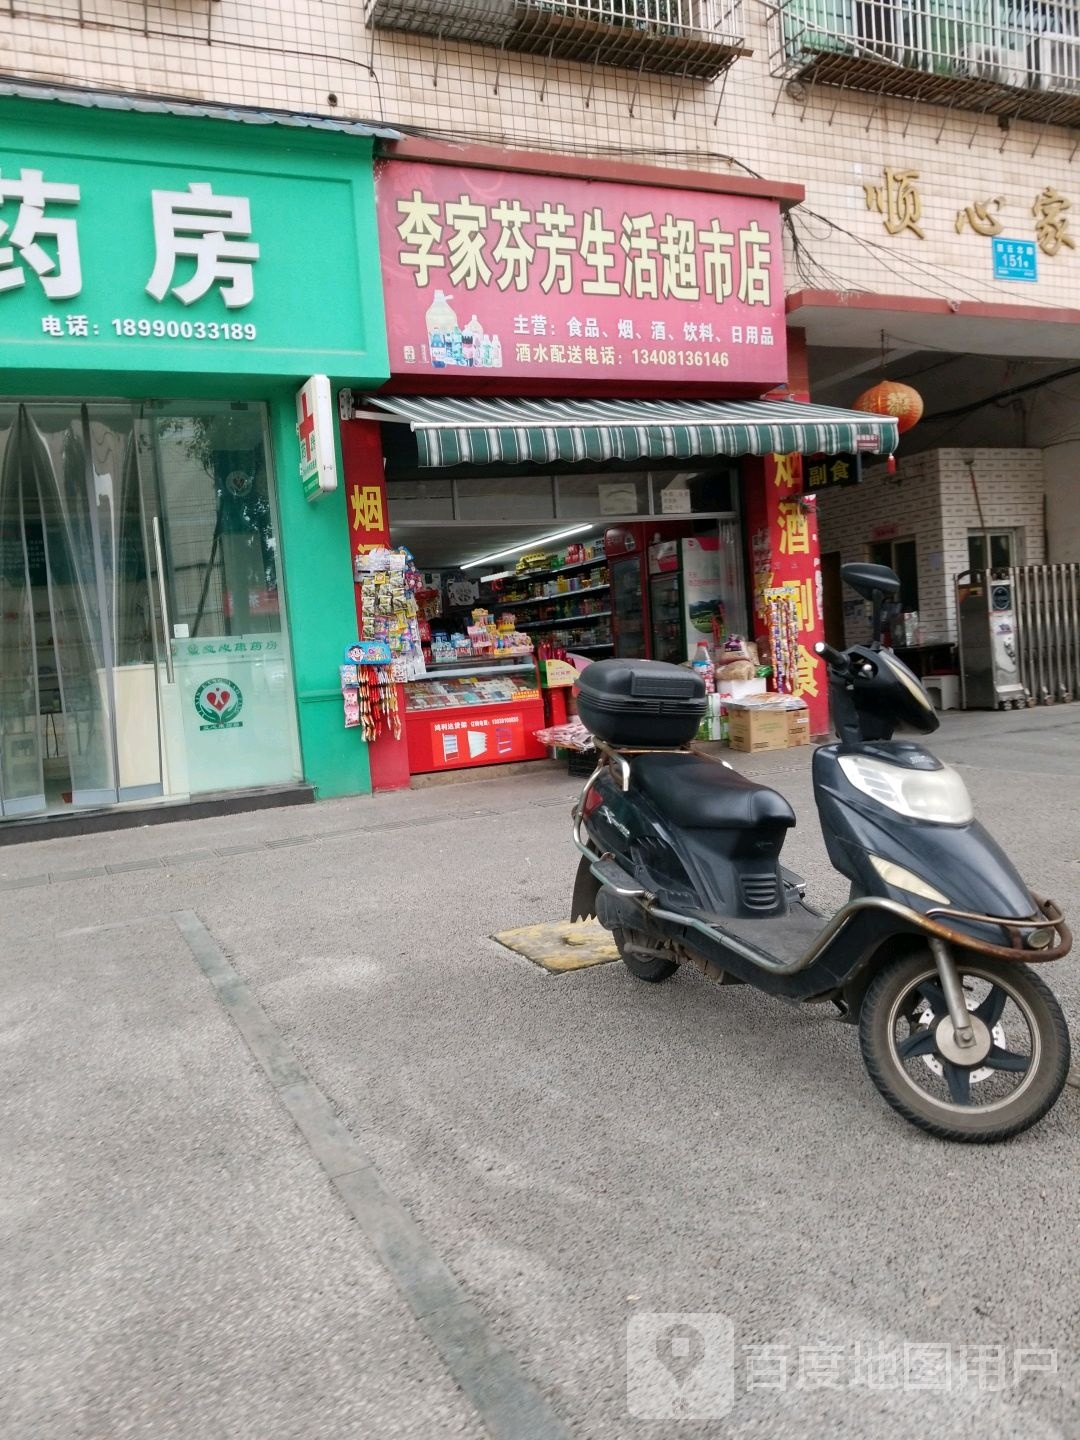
[859,951,1071,1142]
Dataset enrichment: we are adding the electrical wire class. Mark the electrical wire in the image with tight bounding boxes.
[12,10,1078,326]
[924,363,1080,422]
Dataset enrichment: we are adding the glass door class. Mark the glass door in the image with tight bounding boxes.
[610,555,647,658]
[0,402,164,814]
[649,572,685,665]
[0,406,45,815]
[137,401,302,797]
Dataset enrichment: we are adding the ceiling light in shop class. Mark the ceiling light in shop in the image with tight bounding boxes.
[460,524,594,570]
[479,570,514,584]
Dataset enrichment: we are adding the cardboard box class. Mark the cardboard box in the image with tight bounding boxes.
[786,704,810,747]
[716,676,767,702]
[726,705,789,753]
[538,657,579,688]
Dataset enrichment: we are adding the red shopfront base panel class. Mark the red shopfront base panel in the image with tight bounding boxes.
[405,698,549,774]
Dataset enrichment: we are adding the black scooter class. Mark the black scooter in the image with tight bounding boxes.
[570,562,1072,1142]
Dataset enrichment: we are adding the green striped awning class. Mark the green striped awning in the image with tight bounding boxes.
[356,394,898,468]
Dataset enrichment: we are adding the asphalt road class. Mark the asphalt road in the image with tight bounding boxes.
[2,706,1079,1439]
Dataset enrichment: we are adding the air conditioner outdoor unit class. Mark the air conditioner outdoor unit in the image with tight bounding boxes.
[852,0,905,64]
[1032,33,1080,93]
[962,42,1029,87]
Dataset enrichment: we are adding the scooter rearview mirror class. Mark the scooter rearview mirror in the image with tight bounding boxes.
[871,587,884,646]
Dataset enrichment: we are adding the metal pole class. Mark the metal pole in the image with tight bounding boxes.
[152,517,175,685]
[1068,564,1080,697]
[1013,566,1031,700]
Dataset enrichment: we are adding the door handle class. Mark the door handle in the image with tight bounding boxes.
[151,516,175,684]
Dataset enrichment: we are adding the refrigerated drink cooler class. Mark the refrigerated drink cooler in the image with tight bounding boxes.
[956,571,1027,710]
[609,550,648,659]
[648,535,731,665]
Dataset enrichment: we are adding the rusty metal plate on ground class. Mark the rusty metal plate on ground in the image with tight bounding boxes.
[492,919,619,973]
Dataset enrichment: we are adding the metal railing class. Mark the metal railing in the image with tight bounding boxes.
[528,0,738,38]
[368,0,746,75]
[1010,563,1080,704]
[773,0,1080,96]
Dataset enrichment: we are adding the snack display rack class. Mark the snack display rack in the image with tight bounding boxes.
[403,652,547,773]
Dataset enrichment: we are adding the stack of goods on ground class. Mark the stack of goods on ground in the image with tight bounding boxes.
[710,636,808,752]
[536,631,810,764]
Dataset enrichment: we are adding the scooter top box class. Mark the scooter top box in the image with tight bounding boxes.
[576,659,706,747]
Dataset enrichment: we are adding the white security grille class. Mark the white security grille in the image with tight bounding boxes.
[767,0,1080,126]
[367,0,746,79]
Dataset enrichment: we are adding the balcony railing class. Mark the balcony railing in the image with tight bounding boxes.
[769,0,1080,128]
[367,0,748,81]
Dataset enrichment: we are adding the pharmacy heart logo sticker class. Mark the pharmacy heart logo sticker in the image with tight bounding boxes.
[194,678,244,729]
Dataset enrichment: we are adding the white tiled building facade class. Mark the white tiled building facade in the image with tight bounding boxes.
[4,0,1080,310]
[820,449,1047,644]
[5,0,1080,643]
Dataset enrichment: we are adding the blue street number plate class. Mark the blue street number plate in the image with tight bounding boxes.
[992,238,1038,282]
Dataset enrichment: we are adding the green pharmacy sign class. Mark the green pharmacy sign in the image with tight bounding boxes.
[0,98,388,386]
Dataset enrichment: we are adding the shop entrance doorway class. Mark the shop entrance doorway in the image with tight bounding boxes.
[0,402,166,815]
[384,467,749,779]
[385,457,748,668]
[0,400,301,820]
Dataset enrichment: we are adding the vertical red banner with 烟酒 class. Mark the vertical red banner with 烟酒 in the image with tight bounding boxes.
[747,452,829,737]
[339,420,412,791]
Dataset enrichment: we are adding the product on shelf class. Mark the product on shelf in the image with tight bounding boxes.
[429,610,533,662]
[339,642,400,742]
[692,641,716,695]
[355,546,426,681]
[763,589,800,695]
[714,635,763,684]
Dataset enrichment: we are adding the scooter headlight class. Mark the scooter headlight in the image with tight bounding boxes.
[838,755,974,825]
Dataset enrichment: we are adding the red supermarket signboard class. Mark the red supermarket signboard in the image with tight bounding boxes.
[376,160,786,386]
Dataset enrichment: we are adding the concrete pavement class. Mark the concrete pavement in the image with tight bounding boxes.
[2,706,1079,1438]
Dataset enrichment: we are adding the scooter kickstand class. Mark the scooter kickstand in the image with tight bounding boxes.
[929,938,976,1049]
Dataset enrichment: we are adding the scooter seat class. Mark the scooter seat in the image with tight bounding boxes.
[631,752,796,830]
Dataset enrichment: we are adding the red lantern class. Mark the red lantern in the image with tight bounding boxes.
[851,380,924,434]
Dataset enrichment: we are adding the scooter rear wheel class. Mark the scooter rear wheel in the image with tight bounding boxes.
[614,929,679,984]
[859,950,1071,1142]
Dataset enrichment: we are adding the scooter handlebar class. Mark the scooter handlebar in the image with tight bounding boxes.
[814,641,850,673]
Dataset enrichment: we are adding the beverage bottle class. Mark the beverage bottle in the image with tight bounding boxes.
[693,641,715,694]
[425,291,458,369]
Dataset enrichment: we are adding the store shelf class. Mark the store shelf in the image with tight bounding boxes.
[512,556,606,582]
[425,651,532,667]
[526,611,611,631]
[417,661,535,681]
[568,643,614,653]
[494,583,609,610]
